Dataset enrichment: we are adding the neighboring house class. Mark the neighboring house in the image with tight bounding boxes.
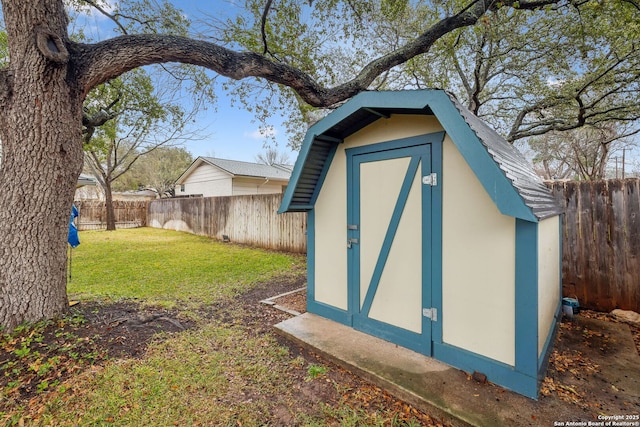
[174,157,292,198]
[75,174,100,200]
[113,190,157,201]
[76,174,97,188]
[74,175,156,201]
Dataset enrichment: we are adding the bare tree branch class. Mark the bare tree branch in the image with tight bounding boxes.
[621,0,640,11]
[261,0,275,55]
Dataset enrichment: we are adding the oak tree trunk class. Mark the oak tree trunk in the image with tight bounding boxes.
[0,1,84,330]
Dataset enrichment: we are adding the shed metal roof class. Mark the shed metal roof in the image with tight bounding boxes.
[279,89,562,221]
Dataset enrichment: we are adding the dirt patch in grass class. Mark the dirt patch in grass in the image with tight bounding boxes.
[271,288,307,314]
[0,302,191,410]
[1,274,444,426]
[217,274,445,425]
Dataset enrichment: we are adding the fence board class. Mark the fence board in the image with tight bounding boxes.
[549,179,640,312]
[74,201,148,230]
[147,194,307,253]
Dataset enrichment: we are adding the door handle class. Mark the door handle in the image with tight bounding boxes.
[347,238,359,248]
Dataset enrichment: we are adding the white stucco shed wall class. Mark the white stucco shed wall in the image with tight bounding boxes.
[313,147,348,309]
[441,136,516,366]
[538,215,561,356]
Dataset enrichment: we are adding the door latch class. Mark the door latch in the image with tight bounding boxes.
[347,238,359,249]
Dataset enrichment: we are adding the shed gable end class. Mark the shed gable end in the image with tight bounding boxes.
[280,90,561,221]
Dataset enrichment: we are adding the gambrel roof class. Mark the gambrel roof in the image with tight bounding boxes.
[279,89,562,221]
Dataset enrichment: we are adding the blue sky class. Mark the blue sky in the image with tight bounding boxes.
[73,0,301,164]
[172,1,301,163]
[162,0,302,164]
[180,86,298,163]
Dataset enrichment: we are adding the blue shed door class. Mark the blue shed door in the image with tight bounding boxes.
[347,138,436,356]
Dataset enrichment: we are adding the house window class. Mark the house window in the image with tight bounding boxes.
[180,184,185,192]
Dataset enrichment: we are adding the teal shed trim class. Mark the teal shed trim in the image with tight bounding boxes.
[279,89,561,221]
[515,219,539,377]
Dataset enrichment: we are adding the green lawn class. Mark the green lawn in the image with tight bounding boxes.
[68,228,304,307]
[1,228,437,426]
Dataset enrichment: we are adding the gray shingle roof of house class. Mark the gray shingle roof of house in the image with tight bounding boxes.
[76,174,97,187]
[201,157,292,180]
[279,89,562,221]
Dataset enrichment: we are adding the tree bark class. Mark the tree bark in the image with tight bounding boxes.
[0,0,84,330]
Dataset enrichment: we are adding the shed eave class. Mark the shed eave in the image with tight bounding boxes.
[175,157,205,185]
[175,157,234,185]
[279,89,558,221]
[279,132,339,214]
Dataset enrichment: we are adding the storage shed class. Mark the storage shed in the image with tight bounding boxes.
[279,90,563,399]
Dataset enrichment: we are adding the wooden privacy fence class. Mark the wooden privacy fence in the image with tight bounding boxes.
[76,182,639,311]
[75,200,148,230]
[549,179,640,312]
[147,194,307,253]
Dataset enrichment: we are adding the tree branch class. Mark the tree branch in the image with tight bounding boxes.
[82,89,122,143]
[621,0,640,11]
[451,34,474,102]
[508,49,640,142]
[82,107,119,129]
[470,32,489,114]
[72,0,562,108]
[261,0,274,55]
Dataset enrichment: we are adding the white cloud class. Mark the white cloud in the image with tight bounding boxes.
[546,77,566,88]
[94,0,118,14]
[244,126,278,140]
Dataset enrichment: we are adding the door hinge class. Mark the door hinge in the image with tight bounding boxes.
[422,308,437,321]
[422,173,437,186]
